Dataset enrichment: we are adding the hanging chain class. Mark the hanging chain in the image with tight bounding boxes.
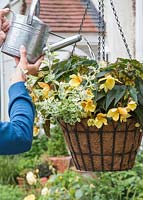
[98,0,101,61]
[50,31,65,39]
[78,0,91,34]
[110,0,132,59]
[101,0,105,61]
[98,0,105,61]
[71,0,91,56]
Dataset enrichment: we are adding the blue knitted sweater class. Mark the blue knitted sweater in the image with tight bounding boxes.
[0,82,34,155]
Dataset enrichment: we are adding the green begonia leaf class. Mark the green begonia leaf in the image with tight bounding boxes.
[129,87,138,103]
[106,85,126,110]
[135,105,143,129]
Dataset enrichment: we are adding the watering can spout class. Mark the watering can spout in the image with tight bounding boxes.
[43,34,82,53]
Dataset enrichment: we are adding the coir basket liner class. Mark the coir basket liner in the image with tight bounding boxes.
[60,118,143,172]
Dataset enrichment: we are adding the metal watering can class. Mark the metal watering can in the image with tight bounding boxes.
[1,0,82,63]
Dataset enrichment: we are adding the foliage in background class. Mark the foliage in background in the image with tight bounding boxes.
[0,156,20,185]
[0,184,25,200]
[26,152,143,200]
[23,134,49,159]
[47,122,69,156]
[1,151,143,199]
[16,135,49,178]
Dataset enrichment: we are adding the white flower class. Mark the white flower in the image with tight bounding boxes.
[23,194,36,200]
[41,187,50,196]
[26,171,37,185]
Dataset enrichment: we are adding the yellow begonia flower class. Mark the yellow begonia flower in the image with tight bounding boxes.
[94,113,107,128]
[24,194,36,200]
[33,126,39,137]
[107,108,119,121]
[87,119,95,126]
[99,75,120,92]
[135,123,140,127]
[107,107,129,122]
[42,87,50,98]
[38,82,50,90]
[86,89,94,98]
[69,74,82,87]
[117,107,128,115]
[38,82,50,98]
[38,71,45,78]
[127,101,137,111]
[35,117,39,123]
[31,92,38,103]
[81,99,96,113]
[120,113,131,122]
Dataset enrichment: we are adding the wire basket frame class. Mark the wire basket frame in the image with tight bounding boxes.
[59,118,142,172]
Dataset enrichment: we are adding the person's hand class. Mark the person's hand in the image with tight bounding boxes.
[0,8,10,46]
[15,45,44,75]
[11,45,44,84]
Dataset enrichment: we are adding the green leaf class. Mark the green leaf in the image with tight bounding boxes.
[75,189,83,199]
[94,90,105,101]
[105,92,115,110]
[52,56,98,81]
[129,87,138,102]
[135,77,143,97]
[136,78,143,106]
[131,59,143,72]
[138,94,143,106]
[106,85,126,110]
[135,105,143,129]
[96,70,110,78]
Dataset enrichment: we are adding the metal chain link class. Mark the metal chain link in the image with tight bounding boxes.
[71,0,91,56]
[98,0,102,61]
[78,0,91,34]
[98,0,105,61]
[110,0,132,59]
[101,0,105,60]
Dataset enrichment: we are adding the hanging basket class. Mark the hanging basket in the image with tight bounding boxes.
[59,118,143,172]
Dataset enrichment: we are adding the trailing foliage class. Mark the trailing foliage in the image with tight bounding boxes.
[27,55,143,129]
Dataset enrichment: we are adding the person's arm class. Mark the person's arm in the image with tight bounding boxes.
[0,82,34,154]
[0,45,43,155]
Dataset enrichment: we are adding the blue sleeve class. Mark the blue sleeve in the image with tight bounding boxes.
[0,81,35,155]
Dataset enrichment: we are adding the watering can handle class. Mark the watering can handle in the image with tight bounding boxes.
[27,0,40,25]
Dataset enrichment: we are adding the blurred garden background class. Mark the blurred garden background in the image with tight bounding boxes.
[1,122,143,199]
[1,0,143,199]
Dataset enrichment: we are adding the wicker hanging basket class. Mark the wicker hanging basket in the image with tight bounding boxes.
[60,118,143,172]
